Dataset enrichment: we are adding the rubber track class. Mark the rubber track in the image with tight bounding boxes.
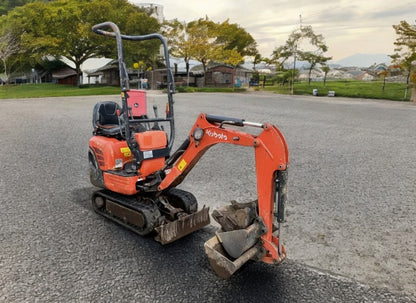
[165,188,198,214]
[92,190,161,236]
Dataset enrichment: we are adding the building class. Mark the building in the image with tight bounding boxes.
[128,2,164,22]
[52,67,78,85]
[6,62,76,85]
[85,60,119,86]
[190,63,254,87]
[354,72,374,81]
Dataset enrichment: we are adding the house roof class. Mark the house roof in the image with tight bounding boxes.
[84,59,118,75]
[190,62,254,75]
[52,67,77,79]
[355,72,374,81]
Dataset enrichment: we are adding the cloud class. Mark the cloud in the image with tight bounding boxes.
[370,5,416,19]
[148,0,416,60]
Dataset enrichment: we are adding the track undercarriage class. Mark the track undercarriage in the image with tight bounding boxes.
[92,188,210,244]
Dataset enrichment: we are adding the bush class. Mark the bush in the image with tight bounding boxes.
[175,86,195,93]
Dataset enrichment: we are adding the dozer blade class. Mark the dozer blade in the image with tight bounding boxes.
[204,235,261,279]
[154,206,210,245]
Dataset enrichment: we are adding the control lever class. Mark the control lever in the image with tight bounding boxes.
[152,105,163,130]
[128,106,133,118]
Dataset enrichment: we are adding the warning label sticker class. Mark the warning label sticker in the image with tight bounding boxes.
[177,159,187,171]
[120,147,131,157]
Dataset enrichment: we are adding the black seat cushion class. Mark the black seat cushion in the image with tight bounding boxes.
[92,101,122,137]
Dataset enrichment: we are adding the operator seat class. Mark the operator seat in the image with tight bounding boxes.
[92,101,122,137]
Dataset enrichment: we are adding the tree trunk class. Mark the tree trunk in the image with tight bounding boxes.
[411,85,416,102]
[202,61,207,86]
[2,60,8,84]
[291,55,296,95]
[76,63,82,87]
[404,70,411,99]
[186,60,189,86]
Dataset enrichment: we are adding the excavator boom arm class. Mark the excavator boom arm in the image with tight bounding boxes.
[159,113,289,267]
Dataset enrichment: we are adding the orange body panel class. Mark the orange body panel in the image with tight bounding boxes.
[103,172,139,195]
[89,136,133,171]
[139,158,165,177]
[135,130,167,150]
[135,130,167,176]
[90,130,168,195]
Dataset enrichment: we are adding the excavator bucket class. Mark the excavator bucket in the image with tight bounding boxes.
[215,222,264,258]
[203,201,266,278]
[154,207,210,245]
[204,234,262,279]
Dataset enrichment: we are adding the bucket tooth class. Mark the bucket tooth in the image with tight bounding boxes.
[155,206,210,245]
[204,235,261,279]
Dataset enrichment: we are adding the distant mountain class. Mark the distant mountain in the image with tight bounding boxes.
[334,53,391,67]
[243,53,392,71]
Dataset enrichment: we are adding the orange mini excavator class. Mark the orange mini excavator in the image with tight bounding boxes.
[88,22,289,278]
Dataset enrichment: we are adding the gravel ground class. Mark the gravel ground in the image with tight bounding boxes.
[0,92,415,302]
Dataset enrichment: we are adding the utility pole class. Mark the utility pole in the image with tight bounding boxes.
[291,45,296,95]
[291,14,302,95]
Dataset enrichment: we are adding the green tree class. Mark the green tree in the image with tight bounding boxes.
[185,18,223,83]
[305,54,331,84]
[302,52,331,85]
[165,16,257,85]
[215,19,257,57]
[391,20,416,101]
[222,48,244,87]
[271,30,302,67]
[164,19,193,85]
[262,56,282,72]
[271,29,301,93]
[271,25,331,91]
[0,0,53,16]
[0,29,20,83]
[321,65,330,86]
[252,53,263,70]
[0,0,160,86]
[223,49,244,67]
[378,69,390,92]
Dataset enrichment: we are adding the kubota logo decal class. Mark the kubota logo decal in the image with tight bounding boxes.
[206,130,228,141]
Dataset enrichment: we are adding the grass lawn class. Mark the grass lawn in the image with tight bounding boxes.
[262,80,412,101]
[0,83,120,99]
[0,83,248,99]
[176,86,246,93]
[1,81,413,102]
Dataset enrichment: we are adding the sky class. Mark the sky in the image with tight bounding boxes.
[133,0,416,62]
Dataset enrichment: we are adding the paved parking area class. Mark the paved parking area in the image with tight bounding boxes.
[0,93,415,302]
